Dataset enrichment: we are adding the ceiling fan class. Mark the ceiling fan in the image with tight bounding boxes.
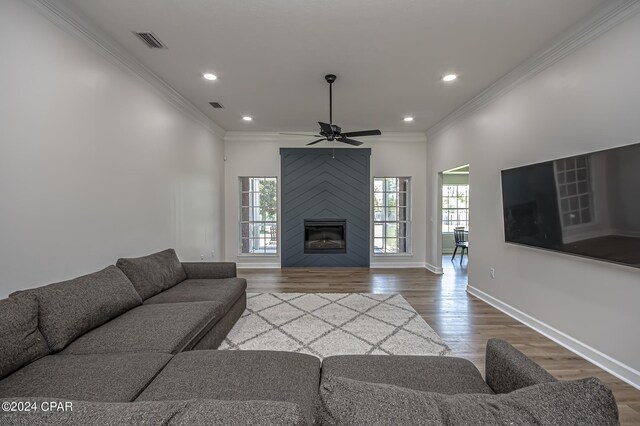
[280,74,381,146]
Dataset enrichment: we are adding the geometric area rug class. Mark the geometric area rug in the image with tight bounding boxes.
[219,293,452,360]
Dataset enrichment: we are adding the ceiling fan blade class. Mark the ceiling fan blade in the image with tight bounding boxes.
[280,132,323,137]
[337,137,363,146]
[318,122,334,136]
[341,129,382,138]
[306,138,327,146]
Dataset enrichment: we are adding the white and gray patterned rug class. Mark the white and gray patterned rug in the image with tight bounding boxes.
[219,293,452,359]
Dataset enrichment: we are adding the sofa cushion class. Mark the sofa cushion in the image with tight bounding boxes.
[0,294,49,379]
[137,350,321,425]
[318,375,619,426]
[12,266,142,352]
[0,398,306,426]
[116,249,187,300]
[0,353,172,402]
[144,278,246,312]
[322,354,494,394]
[62,301,223,355]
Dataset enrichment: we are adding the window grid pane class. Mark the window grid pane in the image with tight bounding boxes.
[239,177,278,254]
[373,177,411,254]
[554,155,592,227]
[442,184,470,233]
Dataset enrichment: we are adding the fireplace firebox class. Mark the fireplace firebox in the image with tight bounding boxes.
[304,220,346,253]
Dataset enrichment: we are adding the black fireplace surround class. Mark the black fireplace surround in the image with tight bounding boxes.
[304,220,346,254]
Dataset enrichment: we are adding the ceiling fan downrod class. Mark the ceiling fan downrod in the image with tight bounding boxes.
[325,74,336,126]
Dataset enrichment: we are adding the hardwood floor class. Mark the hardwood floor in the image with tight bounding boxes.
[239,256,640,425]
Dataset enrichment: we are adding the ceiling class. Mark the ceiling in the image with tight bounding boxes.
[59,0,606,133]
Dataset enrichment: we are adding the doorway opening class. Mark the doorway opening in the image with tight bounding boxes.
[441,165,470,269]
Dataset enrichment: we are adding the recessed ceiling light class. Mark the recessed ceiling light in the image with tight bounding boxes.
[403,116,414,122]
[442,74,458,82]
[203,73,218,81]
[242,116,253,121]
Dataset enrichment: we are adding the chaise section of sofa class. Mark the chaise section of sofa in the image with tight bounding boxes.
[137,350,321,425]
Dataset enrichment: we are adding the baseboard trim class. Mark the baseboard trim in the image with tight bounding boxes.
[467,285,640,390]
[425,263,444,275]
[236,263,281,269]
[370,262,426,269]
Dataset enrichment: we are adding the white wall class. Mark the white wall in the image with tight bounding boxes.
[426,12,640,386]
[224,133,427,268]
[0,0,225,297]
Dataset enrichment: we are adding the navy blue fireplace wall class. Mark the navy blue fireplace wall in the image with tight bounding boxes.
[280,148,371,267]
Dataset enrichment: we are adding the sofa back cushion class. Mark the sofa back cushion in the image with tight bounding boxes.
[0,293,49,378]
[116,249,187,300]
[319,375,619,426]
[14,266,142,352]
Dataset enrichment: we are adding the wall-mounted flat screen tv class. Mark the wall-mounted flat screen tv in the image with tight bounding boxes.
[501,142,640,268]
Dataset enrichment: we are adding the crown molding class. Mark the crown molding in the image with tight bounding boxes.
[27,0,226,139]
[426,0,640,139]
[225,132,427,144]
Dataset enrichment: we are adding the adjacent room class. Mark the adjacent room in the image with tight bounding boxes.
[441,165,470,266]
[1,0,639,424]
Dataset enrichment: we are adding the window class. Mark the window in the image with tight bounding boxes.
[442,185,469,233]
[373,177,410,254]
[554,155,592,227]
[240,177,277,254]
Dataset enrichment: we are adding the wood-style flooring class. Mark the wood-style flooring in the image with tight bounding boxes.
[239,256,640,425]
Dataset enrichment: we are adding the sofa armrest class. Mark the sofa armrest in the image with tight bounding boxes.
[485,338,557,394]
[181,262,237,279]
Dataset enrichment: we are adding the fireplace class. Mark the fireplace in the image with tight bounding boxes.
[304,220,346,253]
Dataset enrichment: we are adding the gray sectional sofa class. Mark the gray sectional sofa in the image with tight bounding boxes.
[0,249,620,425]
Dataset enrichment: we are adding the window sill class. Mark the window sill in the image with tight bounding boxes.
[237,253,279,257]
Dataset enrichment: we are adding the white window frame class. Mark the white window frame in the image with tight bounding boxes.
[442,184,470,233]
[372,177,412,255]
[239,176,278,256]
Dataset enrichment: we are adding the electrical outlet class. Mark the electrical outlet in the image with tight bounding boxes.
[211,250,215,258]
[201,254,205,260]
[490,268,496,279]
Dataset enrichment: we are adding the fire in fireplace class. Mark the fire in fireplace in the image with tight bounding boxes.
[304,220,346,253]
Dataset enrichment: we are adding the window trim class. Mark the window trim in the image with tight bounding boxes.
[238,176,279,256]
[372,176,412,255]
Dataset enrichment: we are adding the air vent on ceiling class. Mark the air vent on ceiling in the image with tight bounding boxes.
[209,102,224,109]
[133,31,167,49]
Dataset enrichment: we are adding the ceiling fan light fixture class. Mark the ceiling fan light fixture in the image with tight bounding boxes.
[403,116,414,122]
[280,73,381,146]
[442,74,458,82]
